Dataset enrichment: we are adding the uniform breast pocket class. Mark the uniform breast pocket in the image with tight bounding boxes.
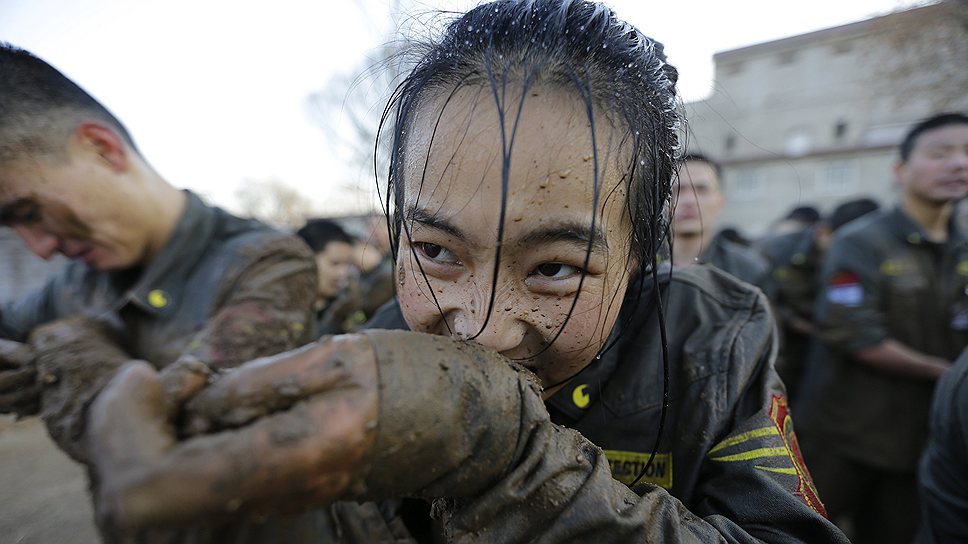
[884,276,926,330]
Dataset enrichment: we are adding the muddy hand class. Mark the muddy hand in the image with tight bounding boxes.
[183,335,373,435]
[90,334,379,531]
[0,339,40,417]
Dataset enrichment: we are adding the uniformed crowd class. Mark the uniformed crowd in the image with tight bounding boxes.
[670,118,968,543]
[0,1,966,543]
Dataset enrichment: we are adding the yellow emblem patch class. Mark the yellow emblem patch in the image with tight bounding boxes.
[147,289,169,308]
[572,384,590,408]
[957,262,968,276]
[604,450,673,488]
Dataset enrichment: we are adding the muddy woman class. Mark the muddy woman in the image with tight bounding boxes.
[85,1,847,541]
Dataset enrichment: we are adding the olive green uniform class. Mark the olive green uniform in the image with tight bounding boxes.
[758,226,823,405]
[699,231,774,297]
[798,206,968,543]
[1,191,327,543]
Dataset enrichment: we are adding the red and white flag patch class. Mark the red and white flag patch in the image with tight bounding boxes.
[826,271,863,307]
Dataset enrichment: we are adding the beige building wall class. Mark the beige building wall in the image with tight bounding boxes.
[684,2,968,237]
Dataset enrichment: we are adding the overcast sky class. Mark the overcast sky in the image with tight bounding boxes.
[0,0,912,216]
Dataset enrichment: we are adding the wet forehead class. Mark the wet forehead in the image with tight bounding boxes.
[402,84,629,245]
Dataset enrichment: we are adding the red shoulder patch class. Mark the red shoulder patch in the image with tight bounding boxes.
[769,394,827,517]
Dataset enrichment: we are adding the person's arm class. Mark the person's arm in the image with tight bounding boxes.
[31,236,316,462]
[855,339,949,380]
[816,234,948,380]
[176,236,317,369]
[0,273,67,416]
[88,325,846,542]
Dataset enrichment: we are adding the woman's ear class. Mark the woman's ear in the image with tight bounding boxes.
[74,122,129,172]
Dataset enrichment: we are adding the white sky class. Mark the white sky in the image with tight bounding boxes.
[0,0,912,216]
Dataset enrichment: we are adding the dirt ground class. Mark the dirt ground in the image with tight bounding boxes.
[0,416,98,544]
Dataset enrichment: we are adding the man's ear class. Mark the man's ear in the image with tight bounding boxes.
[74,122,129,172]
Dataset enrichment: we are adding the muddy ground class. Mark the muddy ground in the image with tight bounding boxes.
[0,416,98,544]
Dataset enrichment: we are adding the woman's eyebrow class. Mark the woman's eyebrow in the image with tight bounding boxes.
[404,206,476,246]
[518,222,608,252]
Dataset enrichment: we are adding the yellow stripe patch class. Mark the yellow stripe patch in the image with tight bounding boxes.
[710,447,790,462]
[756,466,799,475]
[708,426,779,454]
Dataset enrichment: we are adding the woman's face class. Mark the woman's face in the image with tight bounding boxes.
[396,84,634,390]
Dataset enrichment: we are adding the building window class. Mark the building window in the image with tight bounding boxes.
[817,162,856,195]
[729,169,761,201]
[725,134,736,154]
[834,120,848,142]
[777,51,797,65]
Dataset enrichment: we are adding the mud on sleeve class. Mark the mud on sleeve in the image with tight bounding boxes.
[180,237,317,369]
[29,318,134,463]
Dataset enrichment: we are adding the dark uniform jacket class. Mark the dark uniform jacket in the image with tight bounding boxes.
[1,191,322,543]
[699,231,775,298]
[758,226,822,403]
[360,265,845,542]
[800,206,968,472]
[918,347,968,543]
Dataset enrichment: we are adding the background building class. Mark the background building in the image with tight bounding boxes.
[685,0,968,237]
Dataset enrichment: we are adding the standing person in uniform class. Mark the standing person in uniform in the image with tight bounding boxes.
[798,112,968,544]
[759,197,879,406]
[295,218,358,336]
[671,153,773,293]
[0,43,334,542]
[79,2,846,542]
[917,346,968,543]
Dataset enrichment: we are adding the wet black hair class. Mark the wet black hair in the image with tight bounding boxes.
[899,112,968,163]
[0,43,138,163]
[379,0,682,484]
[296,219,354,254]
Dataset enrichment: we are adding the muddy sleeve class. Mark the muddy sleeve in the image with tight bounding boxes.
[388,303,846,543]
[29,318,133,463]
[179,236,317,369]
[815,232,888,352]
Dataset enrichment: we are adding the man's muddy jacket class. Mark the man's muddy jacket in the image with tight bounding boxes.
[1,191,321,543]
[355,265,846,543]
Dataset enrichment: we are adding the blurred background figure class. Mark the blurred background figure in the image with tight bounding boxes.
[295,218,355,335]
[770,205,823,240]
[759,197,880,406]
[917,345,968,544]
[672,153,772,292]
[797,112,968,544]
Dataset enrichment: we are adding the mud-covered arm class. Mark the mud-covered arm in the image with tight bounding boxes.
[178,236,317,369]
[817,234,948,379]
[28,317,134,462]
[436,297,846,543]
[87,331,527,533]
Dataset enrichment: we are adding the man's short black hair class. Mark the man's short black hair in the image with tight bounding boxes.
[781,205,822,226]
[899,112,968,163]
[828,197,880,232]
[0,42,137,163]
[681,153,723,181]
[296,219,353,254]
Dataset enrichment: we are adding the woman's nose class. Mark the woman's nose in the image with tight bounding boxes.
[451,305,528,355]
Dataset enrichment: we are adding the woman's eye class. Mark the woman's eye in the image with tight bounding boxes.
[534,262,581,279]
[416,242,460,264]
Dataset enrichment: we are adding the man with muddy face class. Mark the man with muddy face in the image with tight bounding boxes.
[78,2,846,542]
[0,44,325,541]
